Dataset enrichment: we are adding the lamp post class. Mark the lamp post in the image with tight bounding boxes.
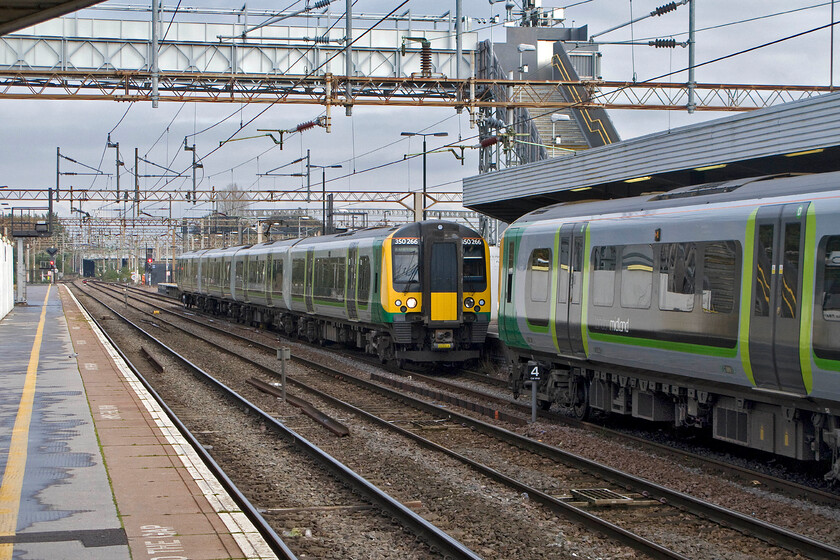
[401,131,448,220]
[550,113,571,156]
[517,43,535,79]
[309,164,342,235]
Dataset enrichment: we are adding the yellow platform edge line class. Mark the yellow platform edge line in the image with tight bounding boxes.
[0,286,51,558]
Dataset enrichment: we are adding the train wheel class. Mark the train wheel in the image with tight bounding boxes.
[571,380,590,420]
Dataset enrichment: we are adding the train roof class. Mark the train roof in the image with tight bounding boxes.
[512,171,840,225]
[177,220,485,259]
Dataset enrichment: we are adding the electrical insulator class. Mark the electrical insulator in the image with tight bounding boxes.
[480,136,499,148]
[650,38,677,48]
[296,120,317,132]
[312,35,330,44]
[651,2,678,16]
[312,0,332,8]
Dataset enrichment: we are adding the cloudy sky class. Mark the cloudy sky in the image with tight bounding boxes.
[1,0,837,220]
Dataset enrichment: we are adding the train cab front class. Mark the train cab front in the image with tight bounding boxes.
[382,221,491,363]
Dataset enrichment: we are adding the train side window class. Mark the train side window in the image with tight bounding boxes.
[235,260,244,290]
[558,238,570,304]
[358,255,371,304]
[754,225,774,317]
[334,257,346,302]
[528,248,551,302]
[702,241,740,313]
[658,242,695,312]
[291,258,305,297]
[571,237,583,304]
[780,222,801,318]
[620,244,653,309]
[315,257,344,301]
[821,236,840,321]
[592,245,617,307]
[273,259,283,294]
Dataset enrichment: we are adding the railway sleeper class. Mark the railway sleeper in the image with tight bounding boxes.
[509,357,840,472]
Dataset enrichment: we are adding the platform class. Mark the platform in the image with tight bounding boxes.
[0,284,278,560]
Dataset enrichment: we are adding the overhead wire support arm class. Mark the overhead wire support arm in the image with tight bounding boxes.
[590,0,689,40]
[238,0,336,38]
[219,117,326,148]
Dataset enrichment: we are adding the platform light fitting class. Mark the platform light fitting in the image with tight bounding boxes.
[624,176,652,183]
[571,186,592,192]
[694,163,727,171]
[784,148,824,157]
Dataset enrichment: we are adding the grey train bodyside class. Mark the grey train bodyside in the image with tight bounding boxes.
[499,171,840,474]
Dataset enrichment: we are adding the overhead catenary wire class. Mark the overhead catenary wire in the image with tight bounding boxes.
[80,5,840,220]
[312,18,840,196]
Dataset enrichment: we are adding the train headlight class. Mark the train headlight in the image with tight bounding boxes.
[406,297,417,309]
[464,297,475,308]
[479,299,485,306]
[395,299,403,307]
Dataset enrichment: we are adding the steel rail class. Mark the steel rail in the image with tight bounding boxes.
[98,281,840,560]
[66,287,299,560]
[89,282,687,560]
[384,366,840,509]
[114,281,840,508]
[74,282,484,560]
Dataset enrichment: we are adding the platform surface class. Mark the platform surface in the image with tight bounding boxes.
[0,284,277,560]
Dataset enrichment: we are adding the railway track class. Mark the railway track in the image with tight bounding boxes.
[116,281,840,508]
[80,280,840,560]
[72,283,484,559]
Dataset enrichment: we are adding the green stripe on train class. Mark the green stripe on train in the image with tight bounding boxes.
[500,229,528,348]
[738,208,758,386]
[799,205,816,393]
[549,228,561,350]
[588,331,738,357]
[581,224,590,357]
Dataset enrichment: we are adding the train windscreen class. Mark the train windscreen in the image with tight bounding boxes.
[463,239,487,292]
[392,240,420,292]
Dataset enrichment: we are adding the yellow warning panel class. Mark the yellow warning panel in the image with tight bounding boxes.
[431,292,458,321]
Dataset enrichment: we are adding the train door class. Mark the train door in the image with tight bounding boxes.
[304,248,315,313]
[748,203,808,394]
[554,223,587,356]
[346,244,359,320]
[266,254,273,305]
[420,223,461,323]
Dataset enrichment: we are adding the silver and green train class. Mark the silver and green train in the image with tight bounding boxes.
[500,171,840,474]
[176,220,492,365]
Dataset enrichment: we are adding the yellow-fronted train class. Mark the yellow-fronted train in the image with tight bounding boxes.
[499,171,840,477]
[176,220,492,366]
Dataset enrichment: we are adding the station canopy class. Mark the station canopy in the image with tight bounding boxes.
[463,92,840,224]
[0,1,104,36]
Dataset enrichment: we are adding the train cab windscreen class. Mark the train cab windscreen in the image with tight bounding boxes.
[392,240,420,292]
[463,240,487,292]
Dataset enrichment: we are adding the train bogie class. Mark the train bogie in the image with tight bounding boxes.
[499,172,840,474]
